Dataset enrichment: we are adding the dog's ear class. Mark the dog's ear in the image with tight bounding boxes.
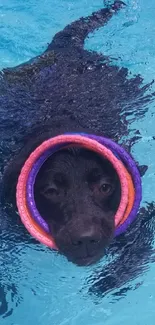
[119,134,148,178]
[0,124,60,207]
[1,118,88,207]
[1,126,63,207]
[136,164,148,177]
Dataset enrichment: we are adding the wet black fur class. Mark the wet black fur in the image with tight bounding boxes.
[0,0,155,317]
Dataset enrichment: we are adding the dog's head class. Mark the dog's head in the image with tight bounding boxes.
[34,147,121,265]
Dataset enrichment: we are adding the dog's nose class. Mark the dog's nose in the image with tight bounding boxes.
[72,230,101,251]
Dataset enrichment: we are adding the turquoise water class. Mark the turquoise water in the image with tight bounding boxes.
[1,0,155,324]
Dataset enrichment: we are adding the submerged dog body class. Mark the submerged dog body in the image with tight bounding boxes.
[0,1,155,310]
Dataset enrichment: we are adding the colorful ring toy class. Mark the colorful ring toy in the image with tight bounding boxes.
[16,133,142,249]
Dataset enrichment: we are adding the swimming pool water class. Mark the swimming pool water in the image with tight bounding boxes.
[1,0,155,324]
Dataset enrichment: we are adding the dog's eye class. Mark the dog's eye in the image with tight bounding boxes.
[100,183,113,195]
[42,185,59,198]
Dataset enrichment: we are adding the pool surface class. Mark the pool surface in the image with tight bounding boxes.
[0,0,155,324]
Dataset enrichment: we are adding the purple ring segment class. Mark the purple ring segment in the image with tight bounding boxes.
[82,134,142,236]
[26,142,81,233]
[26,144,68,233]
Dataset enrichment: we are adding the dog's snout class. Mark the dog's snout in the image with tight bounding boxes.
[72,236,99,247]
[71,230,101,251]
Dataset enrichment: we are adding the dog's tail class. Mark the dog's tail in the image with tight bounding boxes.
[47,1,126,51]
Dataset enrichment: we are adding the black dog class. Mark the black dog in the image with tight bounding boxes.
[1,0,155,315]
